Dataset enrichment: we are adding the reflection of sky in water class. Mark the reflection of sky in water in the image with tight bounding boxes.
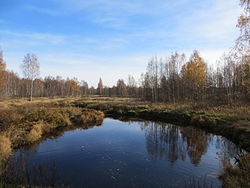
[13,118,245,188]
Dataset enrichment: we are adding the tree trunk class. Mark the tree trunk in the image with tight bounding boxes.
[30,79,34,101]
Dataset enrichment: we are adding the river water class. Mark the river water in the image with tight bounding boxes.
[11,118,244,188]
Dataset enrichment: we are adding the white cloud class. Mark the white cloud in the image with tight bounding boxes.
[25,5,61,15]
[200,49,228,65]
[191,1,240,40]
[1,0,242,86]
[0,30,65,45]
[93,16,128,29]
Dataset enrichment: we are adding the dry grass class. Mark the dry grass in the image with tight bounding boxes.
[0,100,104,187]
[0,103,104,148]
[26,122,44,142]
[0,135,12,161]
[221,154,250,188]
[1,96,249,118]
[1,96,249,147]
[0,97,78,109]
[68,97,250,152]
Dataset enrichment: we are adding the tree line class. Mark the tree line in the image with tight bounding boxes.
[0,49,249,104]
[0,52,90,100]
[0,0,249,103]
[97,50,249,104]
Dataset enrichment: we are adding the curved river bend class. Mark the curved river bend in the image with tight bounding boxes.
[11,118,244,188]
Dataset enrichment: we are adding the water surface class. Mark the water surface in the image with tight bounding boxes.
[12,118,244,188]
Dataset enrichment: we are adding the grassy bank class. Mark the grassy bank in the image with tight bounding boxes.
[68,97,250,152]
[0,102,104,163]
[0,106,103,148]
[0,96,249,187]
[0,101,104,187]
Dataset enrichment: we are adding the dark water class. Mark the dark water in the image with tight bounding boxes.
[11,118,244,188]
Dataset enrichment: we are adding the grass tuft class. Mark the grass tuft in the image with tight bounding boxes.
[0,135,12,161]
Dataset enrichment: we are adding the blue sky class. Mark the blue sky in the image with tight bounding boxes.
[0,0,241,86]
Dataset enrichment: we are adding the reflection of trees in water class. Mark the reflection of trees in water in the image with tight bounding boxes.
[213,136,246,169]
[1,150,69,187]
[141,121,236,165]
[181,126,209,165]
[2,151,61,187]
[141,121,187,163]
[214,136,244,159]
[19,121,103,153]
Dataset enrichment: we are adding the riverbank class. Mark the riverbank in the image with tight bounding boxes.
[0,96,249,187]
[67,97,250,152]
[0,101,104,170]
[0,101,104,187]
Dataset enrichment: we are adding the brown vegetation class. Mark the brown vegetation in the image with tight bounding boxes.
[0,135,12,161]
[0,100,104,188]
[69,97,250,151]
[0,97,249,187]
[0,102,104,150]
[221,154,250,188]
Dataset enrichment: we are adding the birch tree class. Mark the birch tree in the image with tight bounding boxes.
[182,50,207,101]
[21,53,40,101]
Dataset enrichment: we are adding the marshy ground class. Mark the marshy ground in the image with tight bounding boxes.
[0,96,249,188]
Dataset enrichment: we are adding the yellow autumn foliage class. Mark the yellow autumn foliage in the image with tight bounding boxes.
[182,50,207,89]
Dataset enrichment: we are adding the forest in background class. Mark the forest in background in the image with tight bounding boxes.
[0,0,249,104]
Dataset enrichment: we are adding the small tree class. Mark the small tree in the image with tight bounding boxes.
[21,53,40,101]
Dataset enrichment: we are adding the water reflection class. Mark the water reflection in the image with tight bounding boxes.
[139,121,243,165]
[19,121,103,151]
[1,118,246,188]
[141,122,187,162]
[2,151,66,187]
